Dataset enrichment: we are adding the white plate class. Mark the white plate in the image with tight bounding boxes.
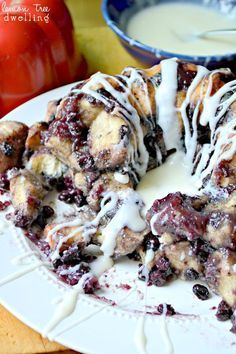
[0,85,235,354]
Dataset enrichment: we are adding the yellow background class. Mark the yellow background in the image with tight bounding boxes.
[66,0,144,75]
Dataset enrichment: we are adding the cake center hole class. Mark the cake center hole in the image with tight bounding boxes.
[137,151,199,211]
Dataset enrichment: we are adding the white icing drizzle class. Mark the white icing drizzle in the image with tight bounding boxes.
[154,58,180,151]
[145,248,155,266]
[72,70,150,178]
[0,251,51,303]
[50,225,84,262]
[151,61,236,191]
[47,218,84,240]
[59,264,82,276]
[47,300,111,340]
[196,75,236,183]
[159,304,174,354]
[90,255,114,278]
[42,272,93,336]
[140,247,155,281]
[101,189,146,257]
[134,315,147,354]
[135,244,174,354]
[137,151,200,212]
[42,288,79,337]
[0,191,10,203]
[13,193,144,340]
[134,246,155,354]
[179,251,186,262]
[178,65,209,168]
[150,209,171,237]
[200,69,232,127]
[120,67,152,121]
[114,171,130,184]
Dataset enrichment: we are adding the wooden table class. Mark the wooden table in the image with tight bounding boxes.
[0,305,74,353]
[0,1,145,353]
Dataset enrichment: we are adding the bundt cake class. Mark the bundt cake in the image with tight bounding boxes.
[0,58,235,331]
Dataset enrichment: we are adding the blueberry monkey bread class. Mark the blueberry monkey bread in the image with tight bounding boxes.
[0,59,235,330]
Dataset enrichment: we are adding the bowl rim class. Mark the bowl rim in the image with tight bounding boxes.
[101,0,236,63]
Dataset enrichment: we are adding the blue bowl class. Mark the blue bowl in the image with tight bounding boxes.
[102,0,236,71]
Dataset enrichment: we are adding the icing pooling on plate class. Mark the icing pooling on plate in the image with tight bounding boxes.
[137,151,200,212]
[89,255,114,277]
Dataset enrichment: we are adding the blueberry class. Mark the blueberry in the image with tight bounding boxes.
[77,152,94,170]
[193,284,210,300]
[184,268,199,281]
[53,258,63,269]
[35,214,47,229]
[58,188,85,207]
[157,304,176,316]
[74,192,86,208]
[120,125,130,140]
[146,257,173,287]
[127,250,141,262]
[216,300,233,321]
[55,177,66,191]
[61,247,82,266]
[197,251,209,264]
[35,205,54,229]
[0,198,10,211]
[143,233,160,252]
[63,176,73,189]
[1,142,14,156]
[0,173,9,189]
[83,276,100,294]
[42,205,54,218]
[14,211,31,228]
[58,190,76,203]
